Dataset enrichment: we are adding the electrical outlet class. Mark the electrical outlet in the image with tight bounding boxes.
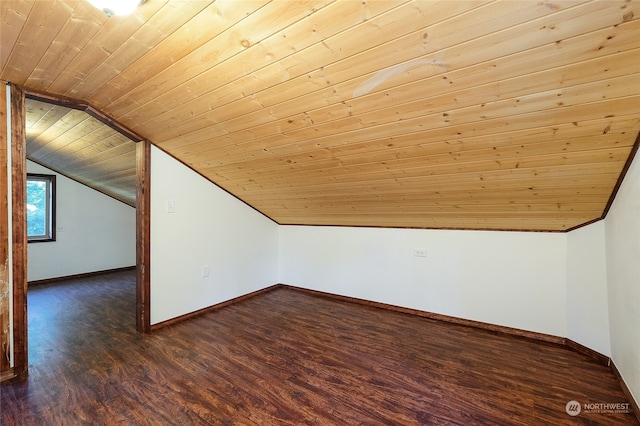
[202,266,210,278]
[414,248,427,258]
[167,200,176,213]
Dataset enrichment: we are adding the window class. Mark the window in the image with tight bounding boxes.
[27,173,56,242]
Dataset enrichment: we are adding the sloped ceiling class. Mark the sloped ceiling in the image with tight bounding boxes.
[25,98,137,206]
[2,0,640,231]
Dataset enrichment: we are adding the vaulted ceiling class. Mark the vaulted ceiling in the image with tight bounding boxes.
[2,0,639,231]
[25,98,138,206]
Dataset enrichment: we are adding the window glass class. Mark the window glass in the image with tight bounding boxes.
[27,174,55,242]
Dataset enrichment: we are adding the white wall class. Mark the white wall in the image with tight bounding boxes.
[27,161,136,281]
[279,225,568,337]
[566,221,610,356]
[145,140,636,404]
[150,147,279,324]
[605,151,640,406]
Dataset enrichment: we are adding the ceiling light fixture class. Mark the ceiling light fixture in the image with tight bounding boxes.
[87,0,145,17]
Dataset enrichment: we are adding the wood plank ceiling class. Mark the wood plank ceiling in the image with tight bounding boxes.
[2,0,639,231]
[25,98,137,206]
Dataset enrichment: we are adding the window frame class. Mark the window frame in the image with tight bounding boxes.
[26,173,56,243]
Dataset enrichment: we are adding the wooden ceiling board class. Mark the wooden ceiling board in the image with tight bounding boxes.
[33,116,106,159]
[208,145,634,186]
[50,1,170,95]
[119,0,410,134]
[26,109,95,156]
[100,0,356,116]
[139,1,536,144]
[2,0,640,231]
[175,0,612,135]
[22,1,105,90]
[154,16,640,157]
[206,125,634,178]
[70,0,209,100]
[115,0,473,127]
[0,1,33,71]
[1,1,73,83]
[181,97,640,174]
[25,100,70,141]
[89,0,272,105]
[24,99,136,206]
[45,134,134,173]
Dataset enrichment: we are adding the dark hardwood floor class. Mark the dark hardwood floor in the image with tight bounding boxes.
[1,270,637,425]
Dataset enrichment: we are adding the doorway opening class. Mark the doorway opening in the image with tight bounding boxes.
[6,85,150,380]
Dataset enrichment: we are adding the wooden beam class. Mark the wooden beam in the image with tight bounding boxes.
[136,139,151,333]
[0,82,10,376]
[24,88,144,142]
[10,84,27,380]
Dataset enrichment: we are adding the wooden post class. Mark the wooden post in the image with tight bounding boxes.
[136,139,151,333]
[0,83,10,378]
[10,84,27,379]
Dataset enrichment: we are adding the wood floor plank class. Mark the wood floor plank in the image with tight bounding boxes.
[1,270,637,425]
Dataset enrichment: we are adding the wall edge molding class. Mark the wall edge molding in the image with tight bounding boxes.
[153,282,638,421]
[149,284,282,330]
[28,266,136,286]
